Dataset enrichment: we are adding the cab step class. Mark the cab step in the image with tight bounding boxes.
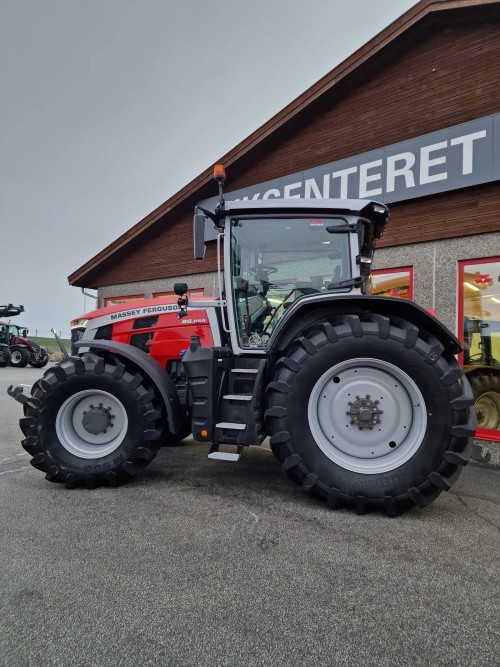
[208,443,244,462]
[223,395,252,401]
[231,368,259,374]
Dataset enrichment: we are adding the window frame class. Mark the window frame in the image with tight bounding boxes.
[371,266,414,300]
[103,294,145,307]
[152,289,205,298]
[458,256,500,442]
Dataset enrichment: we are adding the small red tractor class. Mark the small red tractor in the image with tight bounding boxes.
[0,303,24,368]
[0,304,24,367]
[0,305,49,369]
[9,167,476,514]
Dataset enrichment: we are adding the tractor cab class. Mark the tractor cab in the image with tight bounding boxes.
[195,170,389,355]
[225,200,387,351]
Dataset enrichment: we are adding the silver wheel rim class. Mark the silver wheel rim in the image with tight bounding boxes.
[308,358,427,474]
[475,392,500,430]
[11,350,22,364]
[56,390,128,459]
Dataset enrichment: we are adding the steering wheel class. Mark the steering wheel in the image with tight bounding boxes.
[249,265,278,276]
[261,286,316,337]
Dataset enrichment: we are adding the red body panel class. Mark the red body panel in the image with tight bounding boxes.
[78,296,217,369]
[111,309,214,367]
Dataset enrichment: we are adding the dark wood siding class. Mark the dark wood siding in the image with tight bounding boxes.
[382,183,500,247]
[92,8,500,288]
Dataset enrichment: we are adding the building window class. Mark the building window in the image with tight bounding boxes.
[153,289,204,298]
[371,267,413,300]
[103,295,145,307]
[459,257,500,441]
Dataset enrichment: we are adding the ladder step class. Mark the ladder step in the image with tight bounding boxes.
[231,368,259,374]
[215,422,246,430]
[208,443,244,462]
[223,395,252,401]
[208,451,242,462]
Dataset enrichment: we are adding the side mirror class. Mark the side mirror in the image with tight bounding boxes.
[174,283,188,296]
[193,214,206,261]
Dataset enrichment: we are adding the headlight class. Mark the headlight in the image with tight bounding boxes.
[71,319,88,329]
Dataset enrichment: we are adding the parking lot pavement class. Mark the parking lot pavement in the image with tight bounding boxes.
[1,366,500,667]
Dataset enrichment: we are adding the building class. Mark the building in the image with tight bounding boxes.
[69,0,500,443]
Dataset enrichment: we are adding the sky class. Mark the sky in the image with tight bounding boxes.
[1,0,418,335]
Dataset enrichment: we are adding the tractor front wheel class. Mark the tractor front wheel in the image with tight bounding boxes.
[20,353,164,488]
[30,349,49,369]
[266,314,476,515]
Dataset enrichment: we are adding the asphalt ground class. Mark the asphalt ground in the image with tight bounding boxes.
[1,365,499,667]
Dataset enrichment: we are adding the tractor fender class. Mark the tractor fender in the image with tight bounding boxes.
[268,294,463,356]
[74,339,182,433]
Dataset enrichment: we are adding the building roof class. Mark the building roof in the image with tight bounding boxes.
[68,0,500,288]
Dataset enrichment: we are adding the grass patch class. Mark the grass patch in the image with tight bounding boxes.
[32,337,71,354]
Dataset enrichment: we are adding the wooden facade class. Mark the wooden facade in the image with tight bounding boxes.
[69,0,500,289]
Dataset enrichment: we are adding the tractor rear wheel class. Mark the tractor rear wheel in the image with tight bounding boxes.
[20,353,163,488]
[10,347,30,368]
[0,347,11,367]
[266,313,475,515]
[466,368,500,431]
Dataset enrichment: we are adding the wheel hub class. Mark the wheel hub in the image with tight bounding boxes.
[346,395,383,430]
[56,390,128,459]
[308,358,427,474]
[82,403,115,435]
[474,392,500,430]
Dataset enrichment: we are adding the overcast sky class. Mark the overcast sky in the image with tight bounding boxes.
[1,0,418,334]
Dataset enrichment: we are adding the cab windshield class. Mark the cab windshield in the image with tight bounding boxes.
[231,216,351,348]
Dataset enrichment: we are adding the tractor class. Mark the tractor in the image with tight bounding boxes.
[8,166,476,514]
[0,321,49,368]
[0,304,24,367]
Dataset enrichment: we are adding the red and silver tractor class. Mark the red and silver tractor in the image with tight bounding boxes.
[0,321,49,369]
[9,166,476,514]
